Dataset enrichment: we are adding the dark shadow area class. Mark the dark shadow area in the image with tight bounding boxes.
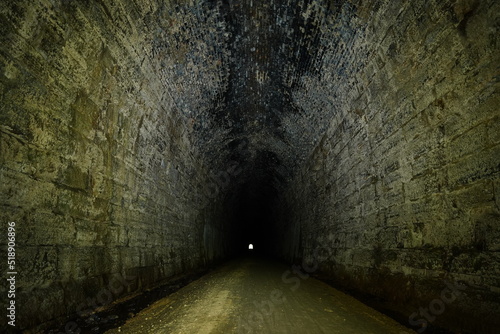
[223,148,284,259]
[230,181,279,258]
[46,269,210,334]
[315,276,473,334]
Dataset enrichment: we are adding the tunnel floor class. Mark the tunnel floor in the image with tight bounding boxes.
[104,256,413,334]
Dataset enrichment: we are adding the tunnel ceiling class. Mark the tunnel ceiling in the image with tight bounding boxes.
[152,0,361,195]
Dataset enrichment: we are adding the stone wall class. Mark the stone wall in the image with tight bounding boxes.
[275,0,500,332]
[0,0,235,330]
[0,0,498,332]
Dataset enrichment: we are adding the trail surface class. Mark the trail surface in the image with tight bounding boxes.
[106,257,414,333]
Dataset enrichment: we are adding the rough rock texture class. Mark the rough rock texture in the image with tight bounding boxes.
[0,0,499,332]
[0,0,236,330]
[274,0,500,333]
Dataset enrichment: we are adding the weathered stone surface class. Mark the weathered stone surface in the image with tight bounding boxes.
[0,0,236,330]
[274,1,500,333]
[0,0,498,333]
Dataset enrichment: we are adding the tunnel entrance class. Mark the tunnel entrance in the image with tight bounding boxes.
[224,148,283,257]
[230,177,278,257]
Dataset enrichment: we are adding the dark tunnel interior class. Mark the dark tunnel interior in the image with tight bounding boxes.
[233,177,279,256]
[0,0,499,333]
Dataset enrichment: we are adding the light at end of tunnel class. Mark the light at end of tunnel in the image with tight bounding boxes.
[248,244,253,250]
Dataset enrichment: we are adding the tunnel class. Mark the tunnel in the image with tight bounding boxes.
[0,0,499,333]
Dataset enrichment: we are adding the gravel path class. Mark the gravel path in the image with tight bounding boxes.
[106,257,414,334]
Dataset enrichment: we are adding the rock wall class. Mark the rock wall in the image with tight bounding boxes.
[0,0,498,332]
[0,0,235,330]
[275,0,500,332]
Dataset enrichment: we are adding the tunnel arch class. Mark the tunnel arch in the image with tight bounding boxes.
[0,0,499,332]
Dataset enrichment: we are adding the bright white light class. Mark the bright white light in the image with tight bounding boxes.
[248,244,254,250]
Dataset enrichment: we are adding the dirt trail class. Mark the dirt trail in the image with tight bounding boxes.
[105,257,414,333]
